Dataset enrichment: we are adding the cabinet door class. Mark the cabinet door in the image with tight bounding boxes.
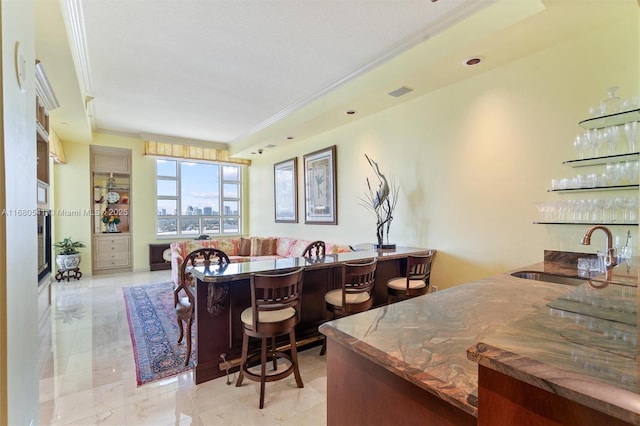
[92,153,131,174]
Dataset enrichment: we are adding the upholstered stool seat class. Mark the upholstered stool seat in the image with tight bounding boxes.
[240,306,296,325]
[324,288,371,308]
[386,276,428,292]
[236,267,305,409]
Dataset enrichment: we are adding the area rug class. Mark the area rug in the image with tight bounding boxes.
[123,281,194,386]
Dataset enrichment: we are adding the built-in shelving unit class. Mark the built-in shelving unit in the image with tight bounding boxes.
[90,146,132,274]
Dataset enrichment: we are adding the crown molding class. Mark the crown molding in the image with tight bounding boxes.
[34,61,60,111]
[60,0,95,128]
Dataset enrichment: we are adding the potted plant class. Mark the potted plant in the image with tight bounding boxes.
[53,237,86,271]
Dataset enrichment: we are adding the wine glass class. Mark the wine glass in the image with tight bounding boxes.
[604,126,619,155]
[604,86,621,114]
[573,134,588,159]
[606,163,622,185]
[601,196,613,222]
[585,128,602,157]
[613,196,626,222]
[624,121,638,153]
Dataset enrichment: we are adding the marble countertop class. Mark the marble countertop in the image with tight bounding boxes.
[319,254,639,421]
[190,246,432,282]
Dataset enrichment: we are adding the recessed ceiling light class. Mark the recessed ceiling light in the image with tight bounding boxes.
[464,56,484,67]
[345,110,357,115]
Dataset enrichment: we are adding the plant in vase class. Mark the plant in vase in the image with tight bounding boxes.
[53,237,86,271]
[359,154,399,249]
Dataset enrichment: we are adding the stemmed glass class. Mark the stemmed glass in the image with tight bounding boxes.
[573,134,588,159]
[585,128,602,157]
[606,163,622,185]
[604,126,619,155]
[601,196,614,223]
[624,121,638,153]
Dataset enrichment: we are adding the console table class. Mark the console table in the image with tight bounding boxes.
[189,246,432,384]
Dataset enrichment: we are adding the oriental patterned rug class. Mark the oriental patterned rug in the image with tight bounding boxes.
[123,281,194,386]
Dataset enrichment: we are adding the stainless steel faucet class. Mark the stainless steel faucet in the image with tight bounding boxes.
[580,225,617,288]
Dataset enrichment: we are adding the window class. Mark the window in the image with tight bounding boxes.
[156,158,242,237]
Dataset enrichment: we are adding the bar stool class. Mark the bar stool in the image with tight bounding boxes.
[302,240,325,260]
[174,248,230,366]
[321,258,377,354]
[236,267,305,409]
[386,250,435,302]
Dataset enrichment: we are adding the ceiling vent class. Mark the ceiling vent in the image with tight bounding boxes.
[387,86,414,98]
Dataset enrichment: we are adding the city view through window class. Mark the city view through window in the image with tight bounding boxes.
[156,159,241,236]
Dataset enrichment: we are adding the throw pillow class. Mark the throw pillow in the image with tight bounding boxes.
[251,237,277,256]
[239,237,251,256]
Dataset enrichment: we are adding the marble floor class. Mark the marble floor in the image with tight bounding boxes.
[38,269,327,425]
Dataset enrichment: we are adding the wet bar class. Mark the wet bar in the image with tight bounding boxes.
[320,254,639,425]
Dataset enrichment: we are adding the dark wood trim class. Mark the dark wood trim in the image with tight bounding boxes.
[326,339,476,426]
[477,366,633,426]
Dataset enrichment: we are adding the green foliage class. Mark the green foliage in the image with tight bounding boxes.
[53,237,86,255]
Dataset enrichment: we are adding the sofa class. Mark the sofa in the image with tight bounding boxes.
[170,236,352,286]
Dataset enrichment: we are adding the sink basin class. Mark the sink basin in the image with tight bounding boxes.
[510,271,587,286]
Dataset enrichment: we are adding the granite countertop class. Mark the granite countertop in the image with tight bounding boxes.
[319,255,639,422]
[189,246,432,282]
[468,257,639,424]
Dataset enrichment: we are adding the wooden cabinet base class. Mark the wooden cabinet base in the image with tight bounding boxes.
[477,366,632,426]
[326,339,476,426]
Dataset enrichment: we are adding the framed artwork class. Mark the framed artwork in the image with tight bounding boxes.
[304,145,337,224]
[274,157,298,223]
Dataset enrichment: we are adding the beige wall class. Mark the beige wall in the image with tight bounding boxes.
[247,15,640,289]
[54,133,253,273]
[1,0,40,423]
[54,134,157,272]
[50,11,639,291]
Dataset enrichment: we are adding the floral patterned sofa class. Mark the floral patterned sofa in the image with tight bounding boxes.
[170,236,352,287]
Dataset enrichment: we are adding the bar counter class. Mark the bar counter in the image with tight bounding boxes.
[319,254,639,425]
[189,246,431,384]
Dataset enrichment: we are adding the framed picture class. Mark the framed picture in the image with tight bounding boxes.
[274,157,298,223]
[304,145,337,224]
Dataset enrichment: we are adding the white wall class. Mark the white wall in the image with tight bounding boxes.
[1,0,40,423]
[247,15,640,289]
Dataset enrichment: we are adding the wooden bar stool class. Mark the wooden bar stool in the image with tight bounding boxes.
[302,240,325,258]
[387,250,435,302]
[174,248,230,366]
[321,258,377,354]
[236,267,305,409]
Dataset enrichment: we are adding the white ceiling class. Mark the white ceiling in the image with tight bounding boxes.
[35,0,638,159]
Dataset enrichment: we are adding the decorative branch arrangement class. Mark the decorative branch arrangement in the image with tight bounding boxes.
[359,154,399,249]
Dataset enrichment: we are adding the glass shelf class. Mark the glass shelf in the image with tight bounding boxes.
[562,152,639,168]
[93,186,130,191]
[94,201,129,206]
[534,222,638,226]
[578,108,640,129]
[548,184,639,193]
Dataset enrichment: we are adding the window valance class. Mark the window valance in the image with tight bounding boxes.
[144,140,251,165]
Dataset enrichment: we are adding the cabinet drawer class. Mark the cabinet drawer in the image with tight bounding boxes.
[96,238,129,252]
[95,255,130,269]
